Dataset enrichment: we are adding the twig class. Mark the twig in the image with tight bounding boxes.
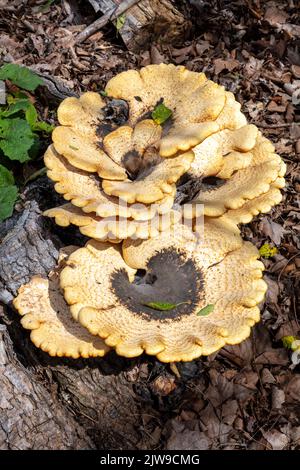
[253,122,299,129]
[75,0,141,44]
[278,251,300,282]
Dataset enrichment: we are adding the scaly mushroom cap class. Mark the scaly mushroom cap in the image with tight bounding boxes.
[60,220,266,362]
[44,203,181,241]
[45,145,175,220]
[101,150,194,204]
[100,118,194,203]
[51,97,193,205]
[105,64,246,156]
[53,92,127,180]
[187,131,286,220]
[13,257,109,358]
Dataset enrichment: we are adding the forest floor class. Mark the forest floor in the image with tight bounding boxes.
[0,0,299,450]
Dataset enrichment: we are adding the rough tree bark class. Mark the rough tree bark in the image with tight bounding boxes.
[0,320,94,450]
[87,0,190,51]
[0,178,157,450]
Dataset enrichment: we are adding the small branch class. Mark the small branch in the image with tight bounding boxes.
[253,122,299,129]
[75,0,141,44]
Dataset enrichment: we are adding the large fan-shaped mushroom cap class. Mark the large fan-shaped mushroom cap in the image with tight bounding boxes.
[60,220,266,362]
[105,64,246,156]
[188,124,258,178]
[99,118,194,203]
[13,255,109,358]
[187,132,286,219]
[44,203,180,241]
[51,98,194,205]
[102,150,194,204]
[45,145,175,221]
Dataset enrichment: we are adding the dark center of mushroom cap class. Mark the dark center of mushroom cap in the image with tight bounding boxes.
[96,98,129,139]
[122,147,162,181]
[111,248,205,322]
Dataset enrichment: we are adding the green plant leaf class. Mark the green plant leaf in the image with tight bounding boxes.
[197,304,214,316]
[0,117,34,162]
[25,103,38,127]
[151,102,172,125]
[0,64,44,91]
[1,98,31,117]
[259,243,278,258]
[0,164,14,186]
[24,103,54,133]
[32,120,54,133]
[116,14,126,31]
[37,0,55,12]
[0,185,18,221]
[282,335,299,351]
[0,164,18,222]
[142,301,185,311]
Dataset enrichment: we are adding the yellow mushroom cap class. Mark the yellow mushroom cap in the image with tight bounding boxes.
[102,151,194,204]
[105,64,246,156]
[57,91,106,134]
[189,124,258,178]
[44,203,180,241]
[44,145,174,221]
[188,131,286,219]
[59,220,265,362]
[13,269,109,359]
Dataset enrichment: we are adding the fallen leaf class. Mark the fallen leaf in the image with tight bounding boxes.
[263,429,289,450]
[166,428,210,450]
[150,375,176,396]
[259,217,286,244]
[214,58,240,75]
[255,349,289,365]
[264,7,288,26]
[271,387,285,409]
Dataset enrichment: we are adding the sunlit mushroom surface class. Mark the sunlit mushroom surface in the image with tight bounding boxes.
[13,249,109,359]
[44,64,285,240]
[58,221,267,362]
[13,64,286,362]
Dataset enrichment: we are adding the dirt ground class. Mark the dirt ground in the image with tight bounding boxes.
[0,0,299,450]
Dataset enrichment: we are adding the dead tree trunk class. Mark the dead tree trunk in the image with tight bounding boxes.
[0,178,156,450]
[0,320,94,450]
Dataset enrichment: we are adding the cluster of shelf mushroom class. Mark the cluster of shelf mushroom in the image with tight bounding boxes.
[14,64,286,362]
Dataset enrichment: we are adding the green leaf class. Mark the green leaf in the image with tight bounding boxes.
[0,164,14,186]
[1,98,31,117]
[0,117,34,162]
[142,301,186,311]
[37,0,55,12]
[151,102,172,125]
[24,103,54,133]
[32,120,54,133]
[25,104,38,127]
[0,164,18,222]
[0,64,44,91]
[282,335,299,351]
[0,185,18,221]
[116,14,126,31]
[259,243,278,258]
[197,304,214,316]
[99,90,108,97]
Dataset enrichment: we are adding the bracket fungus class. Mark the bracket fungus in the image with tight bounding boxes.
[58,223,266,362]
[13,64,286,361]
[13,249,109,358]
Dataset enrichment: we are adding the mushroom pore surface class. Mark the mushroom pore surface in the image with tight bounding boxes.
[111,248,205,321]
